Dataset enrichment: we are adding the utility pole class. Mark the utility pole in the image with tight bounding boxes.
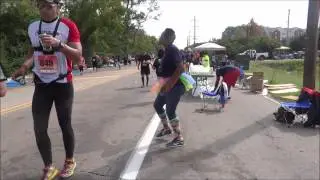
[187,35,189,48]
[190,16,199,46]
[286,9,290,45]
[186,38,188,48]
[303,0,320,89]
[187,31,191,47]
[193,16,196,45]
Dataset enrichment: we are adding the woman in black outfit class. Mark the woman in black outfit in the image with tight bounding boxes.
[153,28,185,148]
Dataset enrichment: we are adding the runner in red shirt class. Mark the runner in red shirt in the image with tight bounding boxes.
[12,0,82,179]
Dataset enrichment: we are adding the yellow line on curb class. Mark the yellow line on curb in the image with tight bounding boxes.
[1,74,128,115]
[1,102,32,115]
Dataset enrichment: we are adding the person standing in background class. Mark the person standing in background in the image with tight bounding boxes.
[138,53,151,87]
[153,49,164,79]
[193,51,200,65]
[91,53,98,72]
[201,51,210,71]
[79,56,85,75]
[116,55,121,69]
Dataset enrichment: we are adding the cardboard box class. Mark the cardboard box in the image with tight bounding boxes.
[253,72,264,78]
[250,78,264,91]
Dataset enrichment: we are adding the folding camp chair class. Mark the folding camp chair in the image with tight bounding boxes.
[200,91,220,110]
[200,82,228,111]
[238,76,251,89]
[236,67,251,89]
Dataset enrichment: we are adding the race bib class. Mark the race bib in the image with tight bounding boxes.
[38,55,58,73]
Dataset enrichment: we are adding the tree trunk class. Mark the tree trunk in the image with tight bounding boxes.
[303,0,319,89]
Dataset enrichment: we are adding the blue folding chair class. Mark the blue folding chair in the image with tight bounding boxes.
[200,83,228,111]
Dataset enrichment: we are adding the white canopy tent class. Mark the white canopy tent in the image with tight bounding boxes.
[273,46,292,59]
[275,46,291,50]
[194,42,226,51]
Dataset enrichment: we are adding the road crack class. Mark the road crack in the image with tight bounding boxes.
[79,170,114,178]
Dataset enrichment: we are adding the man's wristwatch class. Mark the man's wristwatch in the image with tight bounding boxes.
[57,40,65,50]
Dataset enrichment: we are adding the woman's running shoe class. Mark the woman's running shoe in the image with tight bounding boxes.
[166,137,184,148]
[60,159,76,178]
[156,128,172,138]
[41,166,59,180]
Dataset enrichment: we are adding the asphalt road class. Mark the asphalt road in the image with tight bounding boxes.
[1,66,319,180]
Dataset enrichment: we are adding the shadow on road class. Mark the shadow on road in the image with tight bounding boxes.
[119,101,154,110]
[240,91,262,96]
[272,121,320,137]
[116,87,140,91]
[141,114,275,179]
[181,94,203,103]
[83,136,169,179]
[139,89,150,93]
[79,150,133,180]
[194,108,222,115]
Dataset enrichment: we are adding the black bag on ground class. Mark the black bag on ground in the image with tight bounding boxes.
[273,107,295,124]
[304,92,320,127]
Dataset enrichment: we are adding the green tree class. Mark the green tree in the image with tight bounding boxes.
[218,36,280,58]
[290,35,306,51]
[217,38,247,58]
[0,0,38,73]
[221,26,247,40]
[64,0,159,59]
[0,0,160,72]
[120,0,160,57]
[253,37,281,53]
[246,18,265,38]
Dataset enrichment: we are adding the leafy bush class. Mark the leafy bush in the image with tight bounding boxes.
[254,59,305,72]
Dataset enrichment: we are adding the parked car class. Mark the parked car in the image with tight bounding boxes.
[238,49,269,60]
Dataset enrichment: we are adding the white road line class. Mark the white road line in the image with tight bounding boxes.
[262,94,281,105]
[119,112,161,180]
[259,87,281,105]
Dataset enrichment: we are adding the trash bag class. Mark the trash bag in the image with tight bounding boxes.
[273,107,295,124]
